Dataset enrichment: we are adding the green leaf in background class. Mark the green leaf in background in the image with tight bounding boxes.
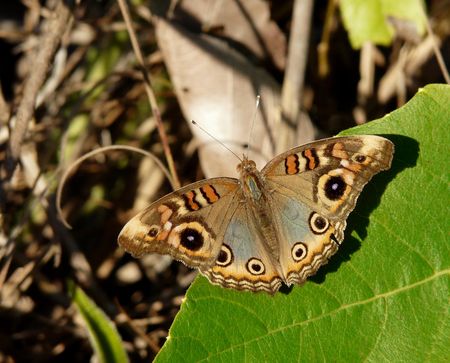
[155,84,450,362]
[68,280,129,363]
[339,0,426,48]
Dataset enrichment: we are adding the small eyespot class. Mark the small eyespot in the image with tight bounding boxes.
[292,243,308,262]
[309,212,329,234]
[246,258,265,275]
[354,154,366,163]
[180,227,204,251]
[216,244,233,267]
[148,226,160,238]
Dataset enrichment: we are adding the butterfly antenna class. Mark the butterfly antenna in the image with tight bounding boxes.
[191,120,242,162]
[246,95,261,158]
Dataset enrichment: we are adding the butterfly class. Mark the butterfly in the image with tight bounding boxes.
[118,135,394,294]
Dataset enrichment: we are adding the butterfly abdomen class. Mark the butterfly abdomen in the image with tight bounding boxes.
[239,165,284,270]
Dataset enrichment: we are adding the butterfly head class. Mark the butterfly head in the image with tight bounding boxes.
[237,156,265,201]
[236,156,257,174]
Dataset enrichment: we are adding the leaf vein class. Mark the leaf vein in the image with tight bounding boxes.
[198,270,449,361]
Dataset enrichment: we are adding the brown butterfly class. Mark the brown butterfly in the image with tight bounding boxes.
[118,136,394,294]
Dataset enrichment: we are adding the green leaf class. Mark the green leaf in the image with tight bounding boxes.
[68,280,129,363]
[339,0,426,48]
[155,84,450,362]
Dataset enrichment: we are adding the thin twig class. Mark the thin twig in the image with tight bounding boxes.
[0,81,9,123]
[56,145,174,229]
[317,0,337,78]
[280,0,314,127]
[116,0,181,188]
[422,7,450,84]
[6,0,72,175]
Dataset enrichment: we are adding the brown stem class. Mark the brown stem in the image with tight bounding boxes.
[281,0,314,127]
[318,0,337,78]
[7,0,73,175]
[116,0,181,189]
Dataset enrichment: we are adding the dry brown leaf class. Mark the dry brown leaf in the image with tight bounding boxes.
[155,19,313,178]
[172,0,286,70]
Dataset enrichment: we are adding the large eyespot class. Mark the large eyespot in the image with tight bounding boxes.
[292,243,308,262]
[309,212,329,234]
[148,226,160,238]
[246,258,265,275]
[216,244,233,267]
[324,175,347,200]
[180,228,204,251]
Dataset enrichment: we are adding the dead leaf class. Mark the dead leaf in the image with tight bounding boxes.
[155,19,314,178]
[172,0,287,70]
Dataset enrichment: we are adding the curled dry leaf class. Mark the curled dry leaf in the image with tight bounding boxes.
[155,18,315,178]
[171,0,287,70]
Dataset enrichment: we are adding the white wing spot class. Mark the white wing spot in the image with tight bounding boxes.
[163,221,172,231]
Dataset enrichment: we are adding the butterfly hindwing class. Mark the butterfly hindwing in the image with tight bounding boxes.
[269,190,342,285]
[201,204,283,294]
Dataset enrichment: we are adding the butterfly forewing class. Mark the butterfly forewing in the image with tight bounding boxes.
[262,136,394,221]
[118,178,240,268]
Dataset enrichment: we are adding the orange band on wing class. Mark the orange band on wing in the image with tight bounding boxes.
[200,184,220,204]
[302,149,319,170]
[285,154,300,175]
[342,163,363,173]
[183,191,200,211]
[331,142,349,159]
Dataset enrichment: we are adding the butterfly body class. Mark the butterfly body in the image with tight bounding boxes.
[118,135,394,294]
[238,157,283,267]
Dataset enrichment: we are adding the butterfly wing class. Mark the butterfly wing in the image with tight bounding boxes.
[262,135,394,285]
[118,178,240,269]
[268,190,344,285]
[200,203,283,294]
